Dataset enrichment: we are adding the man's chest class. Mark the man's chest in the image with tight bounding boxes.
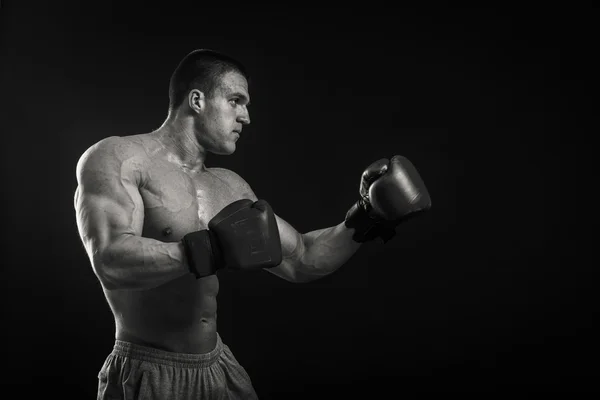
[138,166,247,241]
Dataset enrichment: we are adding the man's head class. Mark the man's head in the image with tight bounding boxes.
[168,49,251,155]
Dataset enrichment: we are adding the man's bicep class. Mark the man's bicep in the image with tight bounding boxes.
[231,174,302,260]
[274,214,304,261]
[263,214,307,282]
[218,167,305,278]
[74,138,144,256]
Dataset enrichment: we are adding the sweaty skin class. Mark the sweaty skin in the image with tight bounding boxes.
[77,134,262,353]
[75,70,362,355]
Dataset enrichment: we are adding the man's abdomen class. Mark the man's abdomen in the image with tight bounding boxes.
[107,274,220,354]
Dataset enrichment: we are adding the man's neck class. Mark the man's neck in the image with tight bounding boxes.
[153,116,207,172]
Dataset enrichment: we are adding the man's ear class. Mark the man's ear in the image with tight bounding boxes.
[188,89,205,113]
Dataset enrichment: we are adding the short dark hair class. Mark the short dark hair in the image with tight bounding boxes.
[168,49,249,111]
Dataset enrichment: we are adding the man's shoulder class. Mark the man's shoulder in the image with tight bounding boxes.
[80,135,146,158]
[208,167,246,183]
[76,135,147,178]
[208,167,256,197]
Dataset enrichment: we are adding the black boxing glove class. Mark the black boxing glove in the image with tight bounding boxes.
[182,199,283,278]
[345,155,431,243]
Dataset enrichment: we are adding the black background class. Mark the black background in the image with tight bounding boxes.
[1,2,594,398]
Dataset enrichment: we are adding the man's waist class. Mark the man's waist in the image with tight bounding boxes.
[111,332,223,367]
[115,322,218,354]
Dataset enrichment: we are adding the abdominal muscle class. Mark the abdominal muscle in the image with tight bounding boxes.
[106,273,221,354]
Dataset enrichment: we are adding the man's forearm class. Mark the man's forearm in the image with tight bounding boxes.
[94,234,190,290]
[292,222,362,282]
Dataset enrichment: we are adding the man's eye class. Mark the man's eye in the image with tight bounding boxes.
[229,99,239,106]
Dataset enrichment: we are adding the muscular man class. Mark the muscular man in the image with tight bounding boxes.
[74,49,431,399]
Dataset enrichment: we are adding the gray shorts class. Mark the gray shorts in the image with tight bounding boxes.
[97,334,258,399]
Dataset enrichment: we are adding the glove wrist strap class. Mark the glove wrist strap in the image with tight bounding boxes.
[181,229,223,278]
[345,198,398,243]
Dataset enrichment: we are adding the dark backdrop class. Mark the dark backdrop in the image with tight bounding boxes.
[1,3,594,398]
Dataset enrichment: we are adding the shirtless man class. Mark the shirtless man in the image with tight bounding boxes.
[74,49,431,399]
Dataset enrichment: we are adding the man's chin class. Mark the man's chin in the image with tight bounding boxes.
[210,145,236,156]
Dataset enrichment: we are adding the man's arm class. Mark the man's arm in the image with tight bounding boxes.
[224,171,361,283]
[268,216,362,283]
[74,137,189,291]
[226,153,432,283]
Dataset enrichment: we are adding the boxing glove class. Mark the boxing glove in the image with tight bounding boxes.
[182,199,283,278]
[345,155,431,243]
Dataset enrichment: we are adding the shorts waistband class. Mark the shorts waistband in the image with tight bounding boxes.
[111,334,223,368]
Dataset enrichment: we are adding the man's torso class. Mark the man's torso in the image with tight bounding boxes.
[104,133,251,354]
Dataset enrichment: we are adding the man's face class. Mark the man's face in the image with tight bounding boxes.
[196,71,251,155]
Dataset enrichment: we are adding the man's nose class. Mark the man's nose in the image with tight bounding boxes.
[237,107,250,125]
